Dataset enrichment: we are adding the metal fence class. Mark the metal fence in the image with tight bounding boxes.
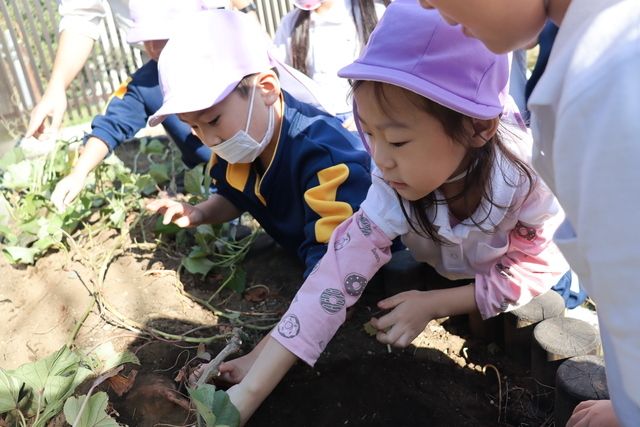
[0,0,293,140]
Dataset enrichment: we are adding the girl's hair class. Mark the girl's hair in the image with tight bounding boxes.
[353,80,536,244]
[291,0,388,76]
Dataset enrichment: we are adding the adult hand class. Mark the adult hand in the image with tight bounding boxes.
[370,290,435,348]
[25,86,67,138]
[146,198,204,228]
[51,172,87,212]
[567,400,620,427]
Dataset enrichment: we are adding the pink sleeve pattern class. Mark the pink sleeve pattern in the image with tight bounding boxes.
[475,184,570,319]
[270,210,393,366]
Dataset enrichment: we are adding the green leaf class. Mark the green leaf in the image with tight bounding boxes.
[187,385,240,427]
[109,205,126,228]
[210,389,241,427]
[149,163,170,184]
[12,346,92,417]
[0,147,26,171]
[0,193,12,222]
[141,138,166,155]
[0,369,24,413]
[184,164,206,196]
[182,255,215,276]
[153,217,181,235]
[188,246,209,259]
[188,384,217,426]
[2,246,39,264]
[225,268,246,294]
[1,160,34,190]
[33,235,60,251]
[63,392,118,427]
[0,224,15,241]
[196,224,216,236]
[135,174,157,196]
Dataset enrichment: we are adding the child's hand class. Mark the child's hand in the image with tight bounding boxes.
[370,290,435,348]
[566,400,620,427]
[51,171,87,212]
[217,357,253,384]
[146,198,204,227]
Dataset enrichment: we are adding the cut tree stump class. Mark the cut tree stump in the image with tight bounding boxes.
[531,317,600,386]
[503,290,565,366]
[555,355,609,427]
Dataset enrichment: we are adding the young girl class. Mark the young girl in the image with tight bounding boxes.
[419,1,640,426]
[226,1,572,423]
[273,0,387,126]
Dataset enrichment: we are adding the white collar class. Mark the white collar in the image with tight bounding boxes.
[425,149,520,243]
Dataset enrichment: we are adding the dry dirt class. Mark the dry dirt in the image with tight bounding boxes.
[0,230,554,426]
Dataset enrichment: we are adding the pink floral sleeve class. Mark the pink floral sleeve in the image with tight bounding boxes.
[270,210,393,366]
[474,181,570,319]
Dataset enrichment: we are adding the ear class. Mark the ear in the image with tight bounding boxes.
[256,71,281,106]
[469,117,500,147]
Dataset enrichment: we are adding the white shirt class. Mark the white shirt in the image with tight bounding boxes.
[58,0,132,40]
[273,0,386,115]
[528,0,640,424]
[361,126,569,318]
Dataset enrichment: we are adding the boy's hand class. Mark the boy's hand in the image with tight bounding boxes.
[370,290,435,348]
[51,171,87,212]
[146,198,204,228]
[567,400,620,427]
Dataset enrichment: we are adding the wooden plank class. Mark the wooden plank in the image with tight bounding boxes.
[14,0,48,95]
[0,1,35,109]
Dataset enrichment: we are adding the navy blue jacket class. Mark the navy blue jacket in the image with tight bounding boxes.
[88,60,211,168]
[211,91,372,277]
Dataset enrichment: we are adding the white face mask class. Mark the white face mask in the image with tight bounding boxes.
[211,83,275,164]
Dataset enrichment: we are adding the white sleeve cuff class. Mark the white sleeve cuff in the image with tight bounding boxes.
[360,174,409,239]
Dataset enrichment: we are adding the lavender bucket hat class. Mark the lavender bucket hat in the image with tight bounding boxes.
[338,0,511,120]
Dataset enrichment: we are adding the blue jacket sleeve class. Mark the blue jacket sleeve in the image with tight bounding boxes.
[87,65,153,151]
[297,146,371,277]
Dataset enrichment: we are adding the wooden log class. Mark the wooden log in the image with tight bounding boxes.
[555,355,609,427]
[531,317,600,386]
[503,290,565,366]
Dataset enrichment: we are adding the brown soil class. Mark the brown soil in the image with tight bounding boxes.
[0,139,553,426]
[0,236,553,427]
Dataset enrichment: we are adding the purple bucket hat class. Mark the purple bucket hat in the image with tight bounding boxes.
[338,0,510,120]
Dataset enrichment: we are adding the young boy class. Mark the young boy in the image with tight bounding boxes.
[51,0,211,211]
[420,1,640,426]
[146,9,372,373]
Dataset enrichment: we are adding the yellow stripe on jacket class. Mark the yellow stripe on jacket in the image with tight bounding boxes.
[304,164,354,243]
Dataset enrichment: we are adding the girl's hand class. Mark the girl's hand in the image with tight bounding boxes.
[146,198,204,228]
[370,290,436,348]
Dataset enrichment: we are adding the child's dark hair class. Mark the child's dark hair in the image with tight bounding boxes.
[291,0,389,76]
[353,80,536,244]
